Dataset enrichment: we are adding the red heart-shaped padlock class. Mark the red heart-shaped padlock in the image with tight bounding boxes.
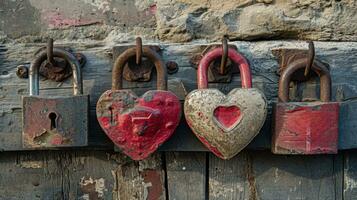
[96,46,181,160]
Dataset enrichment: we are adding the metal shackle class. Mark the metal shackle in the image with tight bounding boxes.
[197,48,252,89]
[278,59,331,102]
[29,48,83,96]
[112,46,167,90]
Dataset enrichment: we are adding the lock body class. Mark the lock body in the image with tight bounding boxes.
[185,88,267,159]
[272,101,339,154]
[22,95,89,148]
[97,90,181,160]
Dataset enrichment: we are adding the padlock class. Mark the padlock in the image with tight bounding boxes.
[22,48,89,148]
[184,47,267,160]
[96,46,181,160]
[272,59,339,154]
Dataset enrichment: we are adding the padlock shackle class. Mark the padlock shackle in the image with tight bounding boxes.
[197,48,252,89]
[279,58,331,102]
[29,48,83,96]
[112,46,167,90]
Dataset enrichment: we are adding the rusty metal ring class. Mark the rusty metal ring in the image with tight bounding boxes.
[219,36,228,75]
[304,41,315,77]
[112,46,167,90]
[29,48,83,96]
[279,59,330,103]
[136,37,142,65]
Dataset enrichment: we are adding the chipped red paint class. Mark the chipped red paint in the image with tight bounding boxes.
[272,102,339,154]
[141,170,164,200]
[96,90,181,160]
[197,135,224,158]
[43,11,100,29]
[213,106,242,131]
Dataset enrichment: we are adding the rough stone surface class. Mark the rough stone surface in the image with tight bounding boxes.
[0,0,356,43]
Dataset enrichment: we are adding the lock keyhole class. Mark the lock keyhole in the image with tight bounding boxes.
[48,112,57,130]
[109,106,114,124]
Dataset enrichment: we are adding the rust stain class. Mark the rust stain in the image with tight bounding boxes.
[141,170,164,200]
[33,129,72,146]
[246,154,258,200]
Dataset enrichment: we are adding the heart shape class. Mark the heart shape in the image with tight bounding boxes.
[97,90,181,160]
[184,88,267,159]
[213,106,242,132]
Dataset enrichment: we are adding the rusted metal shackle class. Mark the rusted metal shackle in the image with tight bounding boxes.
[29,47,83,96]
[304,41,315,77]
[278,59,331,102]
[112,47,167,90]
[219,36,229,75]
[136,37,143,65]
[198,48,252,89]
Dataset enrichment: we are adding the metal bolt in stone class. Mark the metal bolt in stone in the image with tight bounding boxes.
[16,65,29,78]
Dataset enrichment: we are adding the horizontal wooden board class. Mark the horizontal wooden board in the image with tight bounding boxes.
[0,41,357,151]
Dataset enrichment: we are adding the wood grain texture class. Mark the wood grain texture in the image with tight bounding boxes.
[0,150,118,200]
[344,150,357,200]
[0,150,165,200]
[251,151,343,200]
[165,152,207,200]
[0,41,357,151]
[208,152,250,200]
[209,150,343,200]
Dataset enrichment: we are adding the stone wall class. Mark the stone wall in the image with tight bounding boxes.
[0,0,356,43]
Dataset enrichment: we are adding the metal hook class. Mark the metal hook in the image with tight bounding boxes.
[47,38,55,65]
[219,36,229,75]
[304,41,315,77]
[136,37,142,65]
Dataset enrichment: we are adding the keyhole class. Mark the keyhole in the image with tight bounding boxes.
[109,106,114,124]
[49,112,57,130]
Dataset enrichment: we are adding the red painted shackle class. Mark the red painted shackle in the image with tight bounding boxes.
[197,48,252,89]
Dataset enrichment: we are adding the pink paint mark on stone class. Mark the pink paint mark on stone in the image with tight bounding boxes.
[149,4,157,14]
[43,11,100,29]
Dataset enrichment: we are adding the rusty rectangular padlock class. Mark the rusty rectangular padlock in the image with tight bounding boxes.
[272,51,339,154]
[22,48,89,148]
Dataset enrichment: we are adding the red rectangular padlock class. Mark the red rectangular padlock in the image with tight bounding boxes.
[272,58,339,154]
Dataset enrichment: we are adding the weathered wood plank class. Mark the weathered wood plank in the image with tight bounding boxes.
[208,152,250,200]
[165,152,207,200]
[343,150,357,200]
[0,150,165,200]
[208,151,343,200]
[251,151,343,200]
[1,41,357,151]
